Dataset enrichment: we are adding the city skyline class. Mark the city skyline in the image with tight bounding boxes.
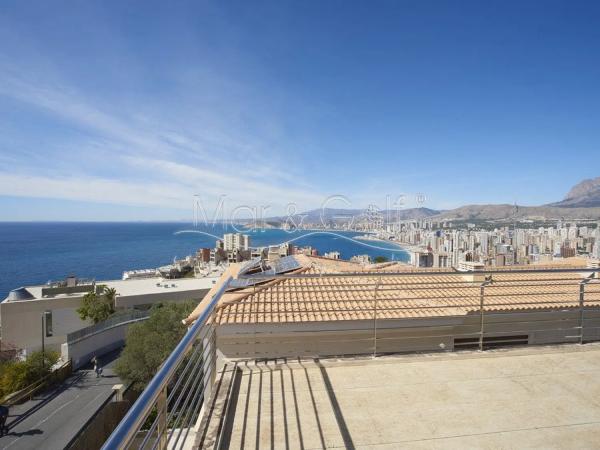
[2,1,600,220]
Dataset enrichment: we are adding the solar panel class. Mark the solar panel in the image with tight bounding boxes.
[270,255,301,274]
[232,256,300,290]
[238,257,262,275]
[228,278,263,289]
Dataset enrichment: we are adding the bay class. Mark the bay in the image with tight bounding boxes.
[0,222,409,298]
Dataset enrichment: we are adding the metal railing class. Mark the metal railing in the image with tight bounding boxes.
[67,310,151,343]
[104,268,600,449]
[102,277,232,450]
[45,277,95,288]
[223,267,600,357]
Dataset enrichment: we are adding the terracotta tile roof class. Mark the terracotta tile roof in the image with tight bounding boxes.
[212,273,600,325]
[184,254,599,326]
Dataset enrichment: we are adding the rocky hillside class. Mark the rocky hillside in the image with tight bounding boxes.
[435,204,600,221]
[548,177,600,208]
[435,176,600,220]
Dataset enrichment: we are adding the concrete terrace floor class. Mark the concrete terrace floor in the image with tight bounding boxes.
[218,344,600,449]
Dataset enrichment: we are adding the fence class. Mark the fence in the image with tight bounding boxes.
[1,359,72,406]
[214,268,600,358]
[67,310,150,344]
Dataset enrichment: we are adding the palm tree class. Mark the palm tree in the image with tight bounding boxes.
[102,287,117,305]
[76,286,117,324]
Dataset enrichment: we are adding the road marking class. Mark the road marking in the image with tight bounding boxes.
[1,371,113,450]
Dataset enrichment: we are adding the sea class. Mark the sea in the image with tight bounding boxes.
[0,222,409,299]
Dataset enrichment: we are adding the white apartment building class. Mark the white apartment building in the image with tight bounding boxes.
[323,251,341,260]
[223,233,250,251]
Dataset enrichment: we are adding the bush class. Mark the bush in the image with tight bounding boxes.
[0,351,60,398]
[374,255,389,263]
[115,302,196,391]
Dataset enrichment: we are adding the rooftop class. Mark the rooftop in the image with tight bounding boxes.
[185,255,600,325]
[4,276,219,302]
[206,343,600,449]
[4,286,35,301]
[104,262,600,450]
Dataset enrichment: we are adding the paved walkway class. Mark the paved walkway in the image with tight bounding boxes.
[0,352,122,450]
[222,344,600,449]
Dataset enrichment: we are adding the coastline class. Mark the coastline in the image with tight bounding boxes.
[353,235,413,253]
[0,223,411,298]
[248,227,413,258]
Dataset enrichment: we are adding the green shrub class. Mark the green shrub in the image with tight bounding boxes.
[0,351,60,398]
[115,302,196,391]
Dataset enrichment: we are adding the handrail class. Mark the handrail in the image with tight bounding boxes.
[67,310,150,343]
[102,276,231,450]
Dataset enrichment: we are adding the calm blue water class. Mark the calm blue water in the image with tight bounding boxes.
[0,222,408,298]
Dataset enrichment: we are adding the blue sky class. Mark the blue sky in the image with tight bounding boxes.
[1,1,599,220]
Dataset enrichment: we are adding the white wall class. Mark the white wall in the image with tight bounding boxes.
[0,287,211,354]
[62,318,147,369]
[0,295,90,354]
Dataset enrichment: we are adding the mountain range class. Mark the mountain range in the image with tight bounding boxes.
[275,177,600,223]
[425,177,600,221]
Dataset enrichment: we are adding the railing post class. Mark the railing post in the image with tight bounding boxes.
[157,386,168,450]
[479,284,484,351]
[201,302,218,412]
[373,280,381,358]
[579,281,585,345]
[210,304,218,387]
[479,279,491,352]
[252,282,257,359]
[579,273,595,345]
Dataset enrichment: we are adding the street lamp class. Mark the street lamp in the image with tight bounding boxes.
[41,311,53,369]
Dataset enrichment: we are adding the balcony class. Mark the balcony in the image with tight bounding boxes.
[202,344,600,449]
[102,264,600,449]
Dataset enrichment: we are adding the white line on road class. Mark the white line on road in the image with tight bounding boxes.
[1,372,111,450]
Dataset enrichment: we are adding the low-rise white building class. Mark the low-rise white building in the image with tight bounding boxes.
[1,275,219,355]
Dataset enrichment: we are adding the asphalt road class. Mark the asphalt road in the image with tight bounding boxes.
[0,351,122,450]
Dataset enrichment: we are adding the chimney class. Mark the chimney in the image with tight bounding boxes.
[457,261,486,283]
[66,275,77,287]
